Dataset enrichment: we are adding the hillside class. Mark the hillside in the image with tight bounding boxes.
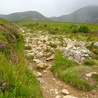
[0,11,48,21]
[50,6,98,23]
[1,6,98,23]
[0,18,43,98]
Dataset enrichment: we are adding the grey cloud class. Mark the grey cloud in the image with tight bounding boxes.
[0,0,98,17]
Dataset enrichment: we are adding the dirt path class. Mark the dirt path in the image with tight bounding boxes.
[20,28,98,98]
[38,69,76,98]
[34,67,97,98]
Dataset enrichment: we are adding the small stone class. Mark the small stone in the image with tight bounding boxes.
[63,95,77,98]
[62,89,69,95]
[34,71,42,77]
[55,89,59,94]
[86,72,97,78]
[50,89,54,92]
[36,52,43,58]
[55,95,61,98]
[91,90,96,94]
[46,55,55,61]
[36,63,47,69]
[43,70,47,73]
[94,42,98,47]
[37,78,44,83]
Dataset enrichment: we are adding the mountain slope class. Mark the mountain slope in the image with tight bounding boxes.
[0,11,48,21]
[50,6,98,23]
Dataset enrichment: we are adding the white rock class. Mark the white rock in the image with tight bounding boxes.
[62,89,69,95]
[37,78,44,83]
[46,55,55,61]
[55,89,59,94]
[33,59,42,64]
[34,71,42,77]
[36,52,43,58]
[55,95,61,98]
[36,63,47,69]
[94,42,98,47]
[63,95,77,98]
[86,72,97,78]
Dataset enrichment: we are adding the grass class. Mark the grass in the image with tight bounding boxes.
[87,44,98,60]
[0,53,43,98]
[15,20,98,42]
[51,52,98,91]
[0,19,43,98]
[24,45,32,50]
[59,66,92,91]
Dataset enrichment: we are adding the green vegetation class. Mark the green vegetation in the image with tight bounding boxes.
[0,18,43,98]
[26,55,34,62]
[15,20,98,42]
[87,44,98,60]
[0,54,42,98]
[51,52,98,91]
[24,45,32,50]
[79,25,89,33]
[83,59,97,66]
[48,42,57,48]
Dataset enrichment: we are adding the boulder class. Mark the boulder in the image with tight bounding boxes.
[63,44,90,64]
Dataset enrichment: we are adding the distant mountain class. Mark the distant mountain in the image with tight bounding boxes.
[0,11,48,21]
[0,6,98,23]
[50,6,98,23]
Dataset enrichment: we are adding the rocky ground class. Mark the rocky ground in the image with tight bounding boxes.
[20,27,98,98]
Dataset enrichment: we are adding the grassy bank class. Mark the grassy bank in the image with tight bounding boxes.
[0,18,43,98]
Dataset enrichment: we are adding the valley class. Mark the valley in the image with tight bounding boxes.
[0,18,98,98]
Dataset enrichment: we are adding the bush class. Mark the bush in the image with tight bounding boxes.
[26,55,34,62]
[69,25,79,33]
[84,59,96,66]
[79,26,89,33]
[49,29,57,34]
[24,45,32,50]
[48,42,57,48]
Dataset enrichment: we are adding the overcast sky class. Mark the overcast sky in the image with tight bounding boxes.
[0,0,98,17]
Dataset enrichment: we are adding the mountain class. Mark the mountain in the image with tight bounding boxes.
[0,11,48,21]
[0,6,98,23]
[50,6,98,23]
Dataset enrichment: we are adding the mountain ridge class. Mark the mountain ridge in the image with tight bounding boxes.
[0,5,98,23]
[50,5,98,23]
[0,11,48,21]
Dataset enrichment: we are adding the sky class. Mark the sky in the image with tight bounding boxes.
[0,0,98,17]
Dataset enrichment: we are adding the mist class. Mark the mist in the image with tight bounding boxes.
[0,0,98,17]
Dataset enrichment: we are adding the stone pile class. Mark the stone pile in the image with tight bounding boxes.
[63,41,90,64]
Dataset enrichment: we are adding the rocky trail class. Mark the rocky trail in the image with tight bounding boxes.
[20,28,98,98]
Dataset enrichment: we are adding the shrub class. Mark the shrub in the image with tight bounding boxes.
[26,55,34,62]
[44,24,47,27]
[49,29,57,34]
[69,25,79,33]
[79,26,89,33]
[84,59,96,66]
[48,42,57,48]
[24,45,32,50]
